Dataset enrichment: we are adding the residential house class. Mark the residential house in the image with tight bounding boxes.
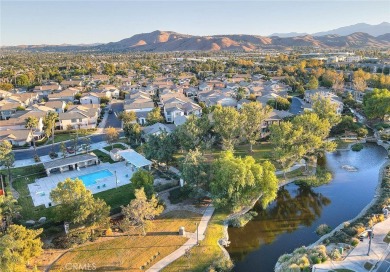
[48,88,81,102]
[80,93,101,105]
[124,95,155,125]
[261,109,293,138]
[98,85,120,99]
[45,101,67,113]
[142,122,174,141]
[0,130,33,147]
[60,79,83,89]
[33,83,62,98]
[58,105,99,130]
[0,101,20,120]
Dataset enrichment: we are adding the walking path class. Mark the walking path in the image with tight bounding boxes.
[313,217,390,272]
[147,205,215,272]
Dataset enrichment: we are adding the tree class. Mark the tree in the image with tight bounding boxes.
[190,77,198,86]
[306,76,319,90]
[236,87,247,101]
[0,225,43,272]
[119,111,136,125]
[143,131,177,167]
[363,88,390,120]
[241,102,271,152]
[0,195,21,228]
[103,63,116,75]
[0,141,14,184]
[43,111,58,151]
[175,115,211,151]
[213,106,243,150]
[210,151,278,211]
[130,169,154,198]
[105,127,119,150]
[50,178,110,226]
[121,188,163,235]
[0,83,13,91]
[181,148,209,192]
[123,122,142,145]
[146,107,164,125]
[15,74,30,87]
[59,142,67,158]
[267,97,290,110]
[312,94,341,127]
[25,116,39,156]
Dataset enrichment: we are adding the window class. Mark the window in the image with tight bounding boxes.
[71,118,77,123]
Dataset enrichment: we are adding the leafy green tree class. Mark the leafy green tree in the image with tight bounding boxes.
[43,111,58,151]
[15,74,30,87]
[267,97,291,110]
[236,87,247,101]
[210,151,278,211]
[0,141,14,184]
[59,142,67,158]
[181,148,209,192]
[105,127,119,150]
[312,94,341,127]
[175,115,211,151]
[0,83,13,91]
[306,76,319,90]
[241,102,271,152]
[190,77,198,86]
[50,178,110,226]
[0,195,21,227]
[121,188,163,235]
[146,107,164,125]
[25,116,39,156]
[130,169,154,198]
[363,88,390,120]
[103,63,116,75]
[123,122,142,145]
[144,131,177,167]
[119,111,136,125]
[213,106,243,150]
[0,225,43,272]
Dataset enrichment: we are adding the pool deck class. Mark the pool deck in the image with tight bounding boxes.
[28,161,134,207]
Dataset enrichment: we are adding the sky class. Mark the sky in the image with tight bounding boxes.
[1,0,389,46]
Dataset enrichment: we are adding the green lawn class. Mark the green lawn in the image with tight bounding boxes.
[0,164,53,220]
[103,143,126,152]
[52,134,74,143]
[92,149,115,163]
[94,183,134,214]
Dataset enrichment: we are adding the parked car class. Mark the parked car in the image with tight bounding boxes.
[108,108,113,114]
[66,147,75,154]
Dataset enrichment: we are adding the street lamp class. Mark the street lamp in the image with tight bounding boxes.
[195,222,199,246]
[367,229,373,256]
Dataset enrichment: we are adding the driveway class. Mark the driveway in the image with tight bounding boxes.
[105,99,123,128]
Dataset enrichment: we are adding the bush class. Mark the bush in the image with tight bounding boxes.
[351,238,359,246]
[351,143,364,152]
[208,256,234,272]
[105,227,113,236]
[228,211,258,228]
[316,224,331,236]
[34,154,41,162]
[330,248,341,260]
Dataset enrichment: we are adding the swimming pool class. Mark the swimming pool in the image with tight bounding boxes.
[75,169,113,187]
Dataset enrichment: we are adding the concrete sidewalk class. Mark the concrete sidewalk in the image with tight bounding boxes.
[147,205,215,272]
[313,217,390,272]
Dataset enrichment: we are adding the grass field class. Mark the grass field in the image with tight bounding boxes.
[163,210,228,272]
[94,183,134,214]
[50,210,203,271]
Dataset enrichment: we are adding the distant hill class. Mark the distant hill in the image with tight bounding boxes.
[2,29,390,52]
[313,22,390,37]
[269,32,309,38]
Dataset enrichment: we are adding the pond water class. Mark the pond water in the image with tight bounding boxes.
[227,143,388,272]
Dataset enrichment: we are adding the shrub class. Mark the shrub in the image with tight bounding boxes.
[105,227,113,236]
[228,211,258,228]
[330,248,341,260]
[351,143,364,152]
[316,224,331,236]
[208,256,234,272]
[34,154,41,162]
[351,238,359,246]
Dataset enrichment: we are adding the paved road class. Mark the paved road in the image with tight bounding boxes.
[105,100,123,128]
[377,252,390,272]
[13,132,124,160]
[289,97,303,115]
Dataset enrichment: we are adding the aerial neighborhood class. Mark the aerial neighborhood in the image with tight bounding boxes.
[0,15,390,272]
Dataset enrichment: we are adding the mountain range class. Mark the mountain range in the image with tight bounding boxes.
[270,22,390,37]
[3,22,390,52]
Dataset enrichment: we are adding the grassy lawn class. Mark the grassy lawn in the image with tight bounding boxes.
[92,149,115,164]
[50,211,203,271]
[163,210,228,272]
[103,143,126,152]
[94,184,134,214]
[0,164,53,220]
[331,269,355,272]
[383,231,390,243]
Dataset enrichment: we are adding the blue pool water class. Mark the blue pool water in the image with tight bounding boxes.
[75,169,113,187]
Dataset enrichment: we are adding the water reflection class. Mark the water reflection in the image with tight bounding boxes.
[228,186,331,260]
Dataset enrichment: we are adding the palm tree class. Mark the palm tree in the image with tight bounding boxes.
[25,116,39,156]
[45,111,58,152]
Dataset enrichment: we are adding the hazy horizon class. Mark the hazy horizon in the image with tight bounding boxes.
[1,1,390,46]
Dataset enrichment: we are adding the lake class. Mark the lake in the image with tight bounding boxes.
[227,143,388,272]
